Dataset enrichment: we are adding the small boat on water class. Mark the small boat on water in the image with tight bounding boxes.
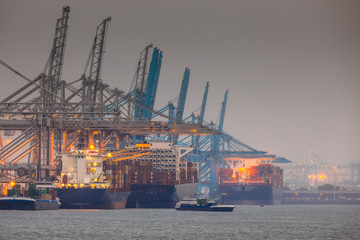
[0,182,61,210]
[175,198,235,212]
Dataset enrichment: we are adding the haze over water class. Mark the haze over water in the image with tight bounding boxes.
[1,205,359,239]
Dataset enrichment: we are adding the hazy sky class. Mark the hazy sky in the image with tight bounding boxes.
[1,0,359,165]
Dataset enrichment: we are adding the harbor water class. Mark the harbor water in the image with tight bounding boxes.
[0,205,359,240]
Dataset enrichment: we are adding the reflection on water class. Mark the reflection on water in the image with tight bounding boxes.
[1,205,359,240]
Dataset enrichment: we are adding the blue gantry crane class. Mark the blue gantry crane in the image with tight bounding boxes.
[132,44,152,119]
[150,67,191,127]
[140,48,163,120]
[176,84,272,198]
[175,68,190,123]
[105,43,273,198]
[173,67,191,143]
[106,44,163,121]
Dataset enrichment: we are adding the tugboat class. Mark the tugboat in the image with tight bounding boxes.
[175,198,235,212]
[0,181,61,210]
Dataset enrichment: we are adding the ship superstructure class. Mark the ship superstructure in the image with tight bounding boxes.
[56,150,129,209]
[58,150,107,188]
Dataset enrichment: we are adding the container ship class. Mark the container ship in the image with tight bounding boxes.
[56,149,130,209]
[218,163,283,205]
[104,142,199,208]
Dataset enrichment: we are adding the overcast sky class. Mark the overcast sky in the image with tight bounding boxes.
[1,0,359,165]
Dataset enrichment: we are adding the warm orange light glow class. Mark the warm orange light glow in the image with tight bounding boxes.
[1,136,36,163]
[10,181,16,187]
[190,129,197,132]
[107,153,112,157]
[232,174,236,178]
[135,143,150,148]
[89,144,95,150]
[10,145,37,164]
[112,152,152,161]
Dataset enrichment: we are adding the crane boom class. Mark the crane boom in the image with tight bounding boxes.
[141,48,163,120]
[175,67,190,122]
[195,81,209,148]
[45,5,70,102]
[91,17,111,104]
[133,44,153,118]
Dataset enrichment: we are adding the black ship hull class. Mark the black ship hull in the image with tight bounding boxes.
[218,184,283,205]
[56,188,130,209]
[0,197,36,210]
[125,183,198,208]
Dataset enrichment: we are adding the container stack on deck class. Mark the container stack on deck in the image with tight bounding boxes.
[252,164,283,188]
[179,162,199,184]
[104,153,199,192]
[219,163,283,188]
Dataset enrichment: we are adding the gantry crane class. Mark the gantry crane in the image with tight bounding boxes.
[0,6,216,185]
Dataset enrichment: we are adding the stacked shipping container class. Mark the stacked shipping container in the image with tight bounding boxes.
[104,156,199,192]
[218,164,283,188]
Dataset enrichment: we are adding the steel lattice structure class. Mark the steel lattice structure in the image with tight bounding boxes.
[0,6,217,185]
